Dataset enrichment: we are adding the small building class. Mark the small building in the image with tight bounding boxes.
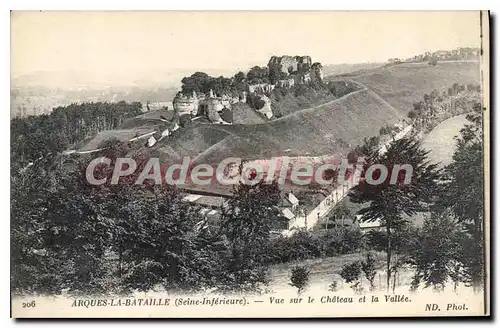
[280,191,299,210]
[181,194,228,210]
[357,215,383,232]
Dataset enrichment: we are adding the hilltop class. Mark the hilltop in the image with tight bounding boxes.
[187,88,401,165]
[78,60,481,164]
[341,61,480,114]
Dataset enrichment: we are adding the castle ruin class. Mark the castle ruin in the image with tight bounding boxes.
[173,89,244,123]
[173,55,324,122]
[268,55,323,84]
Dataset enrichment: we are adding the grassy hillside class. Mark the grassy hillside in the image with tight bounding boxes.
[322,62,384,77]
[153,124,232,162]
[79,60,480,163]
[347,61,480,114]
[421,114,468,168]
[117,109,174,129]
[231,103,267,125]
[79,128,155,151]
[152,88,401,164]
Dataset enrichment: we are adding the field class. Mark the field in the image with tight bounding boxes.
[347,61,480,114]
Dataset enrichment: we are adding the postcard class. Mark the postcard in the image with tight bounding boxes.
[10,10,490,318]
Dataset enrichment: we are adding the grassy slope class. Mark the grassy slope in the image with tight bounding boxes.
[79,128,157,151]
[421,114,469,168]
[348,61,480,114]
[177,89,401,165]
[231,103,267,125]
[79,61,480,162]
[117,109,174,129]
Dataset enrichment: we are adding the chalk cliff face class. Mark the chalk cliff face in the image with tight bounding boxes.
[256,95,273,119]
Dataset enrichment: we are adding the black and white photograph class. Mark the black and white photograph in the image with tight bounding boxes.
[10,10,490,318]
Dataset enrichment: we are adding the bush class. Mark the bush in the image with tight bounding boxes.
[246,93,266,110]
[328,280,339,292]
[269,231,323,264]
[289,266,311,294]
[179,114,192,128]
[340,261,363,294]
[325,227,364,256]
[327,81,360,98]
[340,261,361,283]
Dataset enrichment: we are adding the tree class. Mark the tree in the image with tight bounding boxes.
[220,107,233,123]
[269,231,323,263]
[12,155,113,296]
[246,93,266,110]
[407,110,417,119]
[435,104,484,291]
[347,149,360,164]
[179,114,192,128]
[409,212,464,291]
[11,146,230,296]
[354,136,380,163]
[340,261,362,293]
[116,186,226,294]
[361,253,377,291]
[181,72,210,95]
[268,63,288,84]
[234,71,246,83]
[11,101,141,167]
[11,155,63,295]
[289,266,311,295]
[219,181,284,292]
[349,136,440,293]
[247,66,269,84]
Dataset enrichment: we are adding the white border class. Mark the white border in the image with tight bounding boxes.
[3,1,498,326]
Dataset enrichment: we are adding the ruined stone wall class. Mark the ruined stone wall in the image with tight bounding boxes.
[205,102,224,123]
[247,83,275,94]
[220,100,231,108]
[277,78,295,88]
[173,93,199,116]
[268,55,297,74]
[206,98,224,113]
[302,72,311,83]
[310,62,324,83]
[292,73,305,85]
[268,55,313,74]
[296,56,312,71]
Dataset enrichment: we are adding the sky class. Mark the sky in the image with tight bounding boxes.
[11,11,482,87]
